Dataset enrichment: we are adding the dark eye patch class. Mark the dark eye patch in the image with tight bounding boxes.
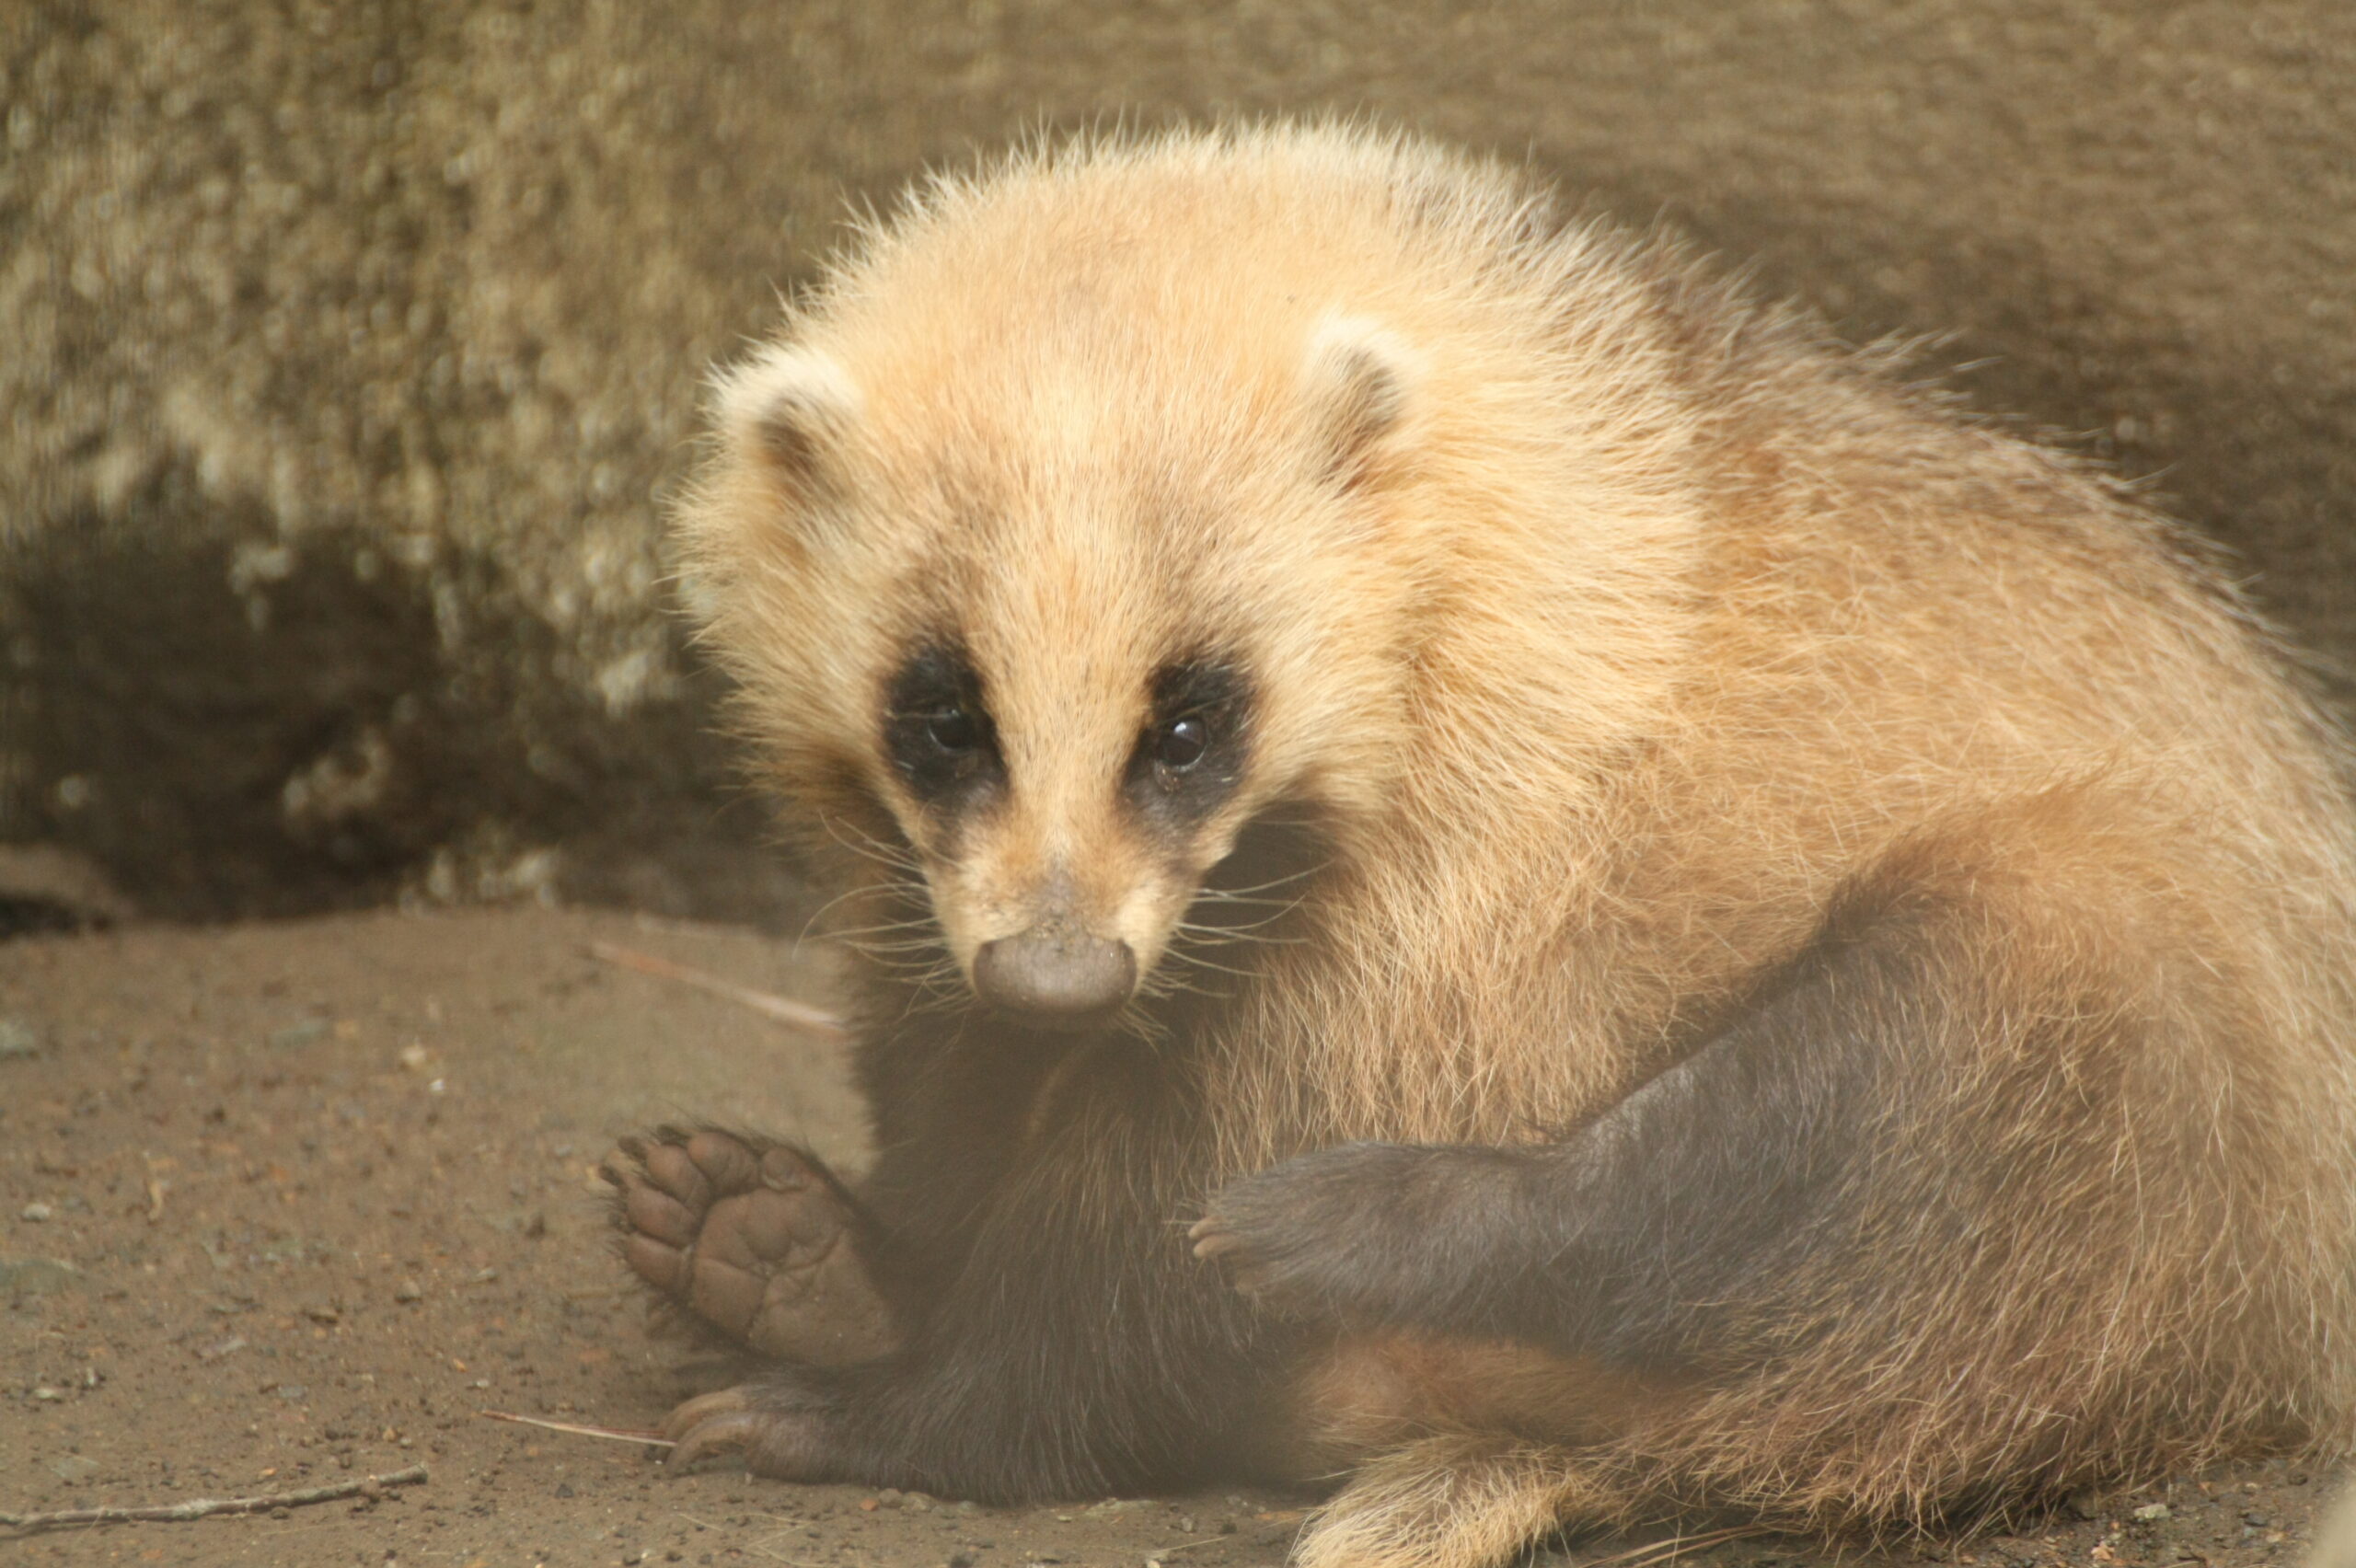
[1126,655,1253,831]
[882,640,1004,809]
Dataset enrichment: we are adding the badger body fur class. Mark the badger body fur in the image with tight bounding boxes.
[608,123,2356,1567]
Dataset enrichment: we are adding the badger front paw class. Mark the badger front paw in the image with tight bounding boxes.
[605,1127,899,1366]
[1191,1142,1529,1327]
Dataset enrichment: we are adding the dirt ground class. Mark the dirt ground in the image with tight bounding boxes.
[0,907,2344,1566]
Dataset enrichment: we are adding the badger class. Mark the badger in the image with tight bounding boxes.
[605,122,2356,1568]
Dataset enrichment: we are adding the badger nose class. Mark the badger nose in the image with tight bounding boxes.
[972,926,1138,1025]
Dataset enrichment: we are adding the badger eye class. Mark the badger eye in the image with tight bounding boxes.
[1154,714,1209,772]
[927,706,984,755]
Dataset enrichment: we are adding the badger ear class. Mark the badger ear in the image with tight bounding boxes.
[1301,315,1420,489]
[712,343,862,502]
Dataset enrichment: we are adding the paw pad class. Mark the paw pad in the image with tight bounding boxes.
[608,1128,899,1365]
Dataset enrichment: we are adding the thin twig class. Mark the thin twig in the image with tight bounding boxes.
[1154,1528,1284,1557]
[587,940,849,1040]
[479,1409,676,1447]
[0,1464,428,1533]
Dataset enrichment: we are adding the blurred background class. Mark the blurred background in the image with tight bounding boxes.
[4,0,2350,931]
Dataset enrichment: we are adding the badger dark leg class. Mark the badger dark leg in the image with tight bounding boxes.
[609,988,1116,1364]
[1190,864,2123,1371]
[642,1042,1289,1501]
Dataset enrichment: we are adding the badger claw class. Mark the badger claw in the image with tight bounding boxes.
[663,1388,768,1470]
[657,1382,843,1481]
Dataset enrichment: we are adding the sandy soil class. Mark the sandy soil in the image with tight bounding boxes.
[0,908,2340,1566]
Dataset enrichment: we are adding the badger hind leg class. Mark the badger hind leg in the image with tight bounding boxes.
[603,1125,900,1365]
[1296,1436,1629,1568]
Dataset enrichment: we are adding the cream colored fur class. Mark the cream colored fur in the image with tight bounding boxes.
[673,122,2356,1568]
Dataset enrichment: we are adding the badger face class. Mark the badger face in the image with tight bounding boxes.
[693,309,1425,1030]
[874,632,1259,1026]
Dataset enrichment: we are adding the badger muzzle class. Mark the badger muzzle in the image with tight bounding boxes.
[972,916,1138,1027]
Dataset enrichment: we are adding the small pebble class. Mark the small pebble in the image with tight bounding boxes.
[20,1202,52,1223]
[0,1019,39,1058]
[32,1385,63,1401]
[393,1278,423,1302]
[2133,1503,2173,1522]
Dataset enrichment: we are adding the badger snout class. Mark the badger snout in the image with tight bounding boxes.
[972,923,1138,1025]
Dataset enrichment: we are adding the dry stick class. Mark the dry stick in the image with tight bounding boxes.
[586,940,849,1041]
[1154,1528,1288,1558]
[0,1464,428,1533]
[479,1409,676,1447]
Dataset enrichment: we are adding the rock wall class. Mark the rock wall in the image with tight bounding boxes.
[5,0,2350,922]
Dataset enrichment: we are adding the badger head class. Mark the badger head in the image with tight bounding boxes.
[674,135,1693,1032]
[681,305,1428,1031]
